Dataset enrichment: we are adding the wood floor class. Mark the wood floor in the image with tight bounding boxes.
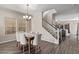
[0,35,79,54]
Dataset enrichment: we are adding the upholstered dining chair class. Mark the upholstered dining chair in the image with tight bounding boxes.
[16,32,20,48]
[19,32,27,53]
[33,32,42,53]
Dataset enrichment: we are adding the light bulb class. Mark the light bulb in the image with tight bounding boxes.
[23,16,26,18]
[29,16,32,19]
[26,15,28,18]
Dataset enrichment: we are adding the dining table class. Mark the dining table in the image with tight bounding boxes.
[25,33,34,54]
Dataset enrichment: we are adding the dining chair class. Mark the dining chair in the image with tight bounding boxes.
[19,32,27,53]
[16,32,20,48]
[33,32,42,53]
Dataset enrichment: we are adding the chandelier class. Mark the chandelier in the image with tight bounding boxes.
[23,4,32,20]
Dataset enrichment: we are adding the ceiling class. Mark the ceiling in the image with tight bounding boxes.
[0,4,79,15]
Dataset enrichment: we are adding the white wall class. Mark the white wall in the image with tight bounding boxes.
[0,8,24,44]
[70,22,77,35]
[31,12,43,32]
[31,12,59,44]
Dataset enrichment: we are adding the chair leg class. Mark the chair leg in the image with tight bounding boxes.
[23,45,25,53]
[16,43,17,47]
[35,45,41,53]
[16,42,21,49]
[19,44,22,50]
[18,42,20,49]
[16,42,18,47]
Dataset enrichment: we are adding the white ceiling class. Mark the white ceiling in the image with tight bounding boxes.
[0,4,79,15]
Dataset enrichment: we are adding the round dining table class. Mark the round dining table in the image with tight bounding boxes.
[25,34,34,54]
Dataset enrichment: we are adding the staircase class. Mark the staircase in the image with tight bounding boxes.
[42,9,63,44]
[42,19,60,40]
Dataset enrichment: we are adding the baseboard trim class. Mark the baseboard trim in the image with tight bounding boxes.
[0,39,16,44]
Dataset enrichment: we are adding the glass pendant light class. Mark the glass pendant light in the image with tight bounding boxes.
[23,4,32,20]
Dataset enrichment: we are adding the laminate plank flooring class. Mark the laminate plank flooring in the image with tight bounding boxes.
[0,35,79,54]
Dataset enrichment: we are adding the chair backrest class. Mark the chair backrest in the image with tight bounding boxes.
[19,32,27,45]
[33,33,42,45]
[38,34,42,42]
[16,32,20,42]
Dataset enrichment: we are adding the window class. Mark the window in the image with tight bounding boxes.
[17,19,26,32]
[5,17,16,34]
[5,17,31,34]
